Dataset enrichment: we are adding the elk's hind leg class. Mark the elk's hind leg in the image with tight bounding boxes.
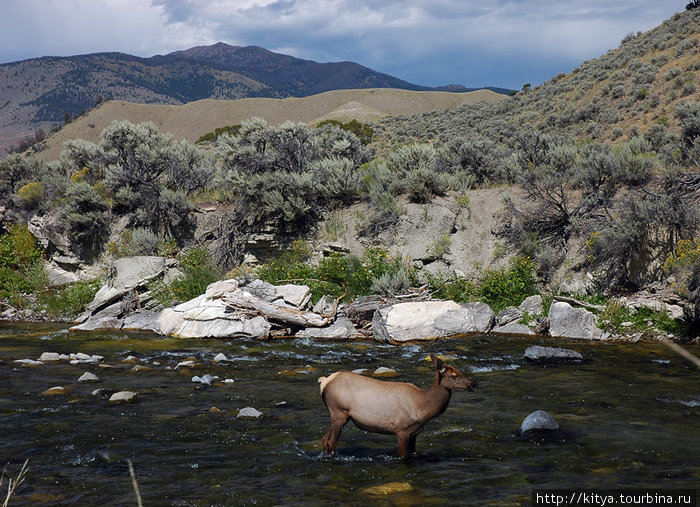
[322,411,349,456]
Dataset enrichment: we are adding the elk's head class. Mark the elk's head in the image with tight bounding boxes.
[431,354,477,391]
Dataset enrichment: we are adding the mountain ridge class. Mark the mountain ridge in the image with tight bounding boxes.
[0,43,511,152]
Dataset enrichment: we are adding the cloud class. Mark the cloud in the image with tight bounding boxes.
[0,0,684,88]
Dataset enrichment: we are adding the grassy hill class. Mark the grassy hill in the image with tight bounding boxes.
[35,88,505,161]
[0,43,511,153]
[381,9,700,146]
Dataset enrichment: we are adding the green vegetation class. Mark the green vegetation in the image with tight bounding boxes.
[477,257,536,312]
[39,280,100,318]
[317,119,374,145]
[151,247,221,306]
[0,225,44,306]
[256,242,411,302]
[196,124,241,144]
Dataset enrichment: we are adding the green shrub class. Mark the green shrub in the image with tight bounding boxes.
[17,182,45,207]
[477,257,535,311]
[62,182,110,260]
[40,279,100,318]
[151,247,222,306]
[0,225,44,303]
[256,244,411,302]
[425,273,474,302]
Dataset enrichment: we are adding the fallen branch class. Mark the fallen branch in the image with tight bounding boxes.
[127,460,143,507]
[553,295,606,312]
[223,290,332,328]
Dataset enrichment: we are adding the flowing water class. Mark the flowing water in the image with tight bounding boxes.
[1,322,699,505]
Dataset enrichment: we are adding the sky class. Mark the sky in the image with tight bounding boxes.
[0,0,686,89]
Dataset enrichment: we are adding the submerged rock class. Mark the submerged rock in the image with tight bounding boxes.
[373,300,494,344]
[362,482,414,496]
[373,367,399,377]
[39,352,63,362]
[109,391,138,404]
[237,407,263,419]
[41,386,66,395]
[78,372,99,383]
[524,345,583,363]
[520,410,559,433]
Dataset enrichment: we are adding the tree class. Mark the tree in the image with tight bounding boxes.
[687,0,700,11]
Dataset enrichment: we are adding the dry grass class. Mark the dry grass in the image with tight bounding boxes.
[1,459,29,507]
[36,88,504,161]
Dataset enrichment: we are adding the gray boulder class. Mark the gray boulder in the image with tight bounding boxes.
[519,295,543,316]
[373,300,494,344]
[548,301,603,339]
[520,410,559,433]
[73,256,182,331]
[237,407,263,419]
[496,306,522,326]
[295,317,356,340]
[524,345,583,362]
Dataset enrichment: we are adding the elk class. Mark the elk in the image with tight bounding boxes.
[318,355,477,458]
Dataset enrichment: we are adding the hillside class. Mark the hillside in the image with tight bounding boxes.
[382,9,700,146]
[0,43,510,153]
[35,88,505,162]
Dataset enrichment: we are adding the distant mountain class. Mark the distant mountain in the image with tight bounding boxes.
[0,43,511,152]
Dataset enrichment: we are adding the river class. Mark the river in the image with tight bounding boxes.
[1,322,699,505]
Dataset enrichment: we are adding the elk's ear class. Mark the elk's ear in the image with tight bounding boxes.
[430,354,446,373]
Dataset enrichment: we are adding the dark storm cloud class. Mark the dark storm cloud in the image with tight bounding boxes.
[0,0,684,88]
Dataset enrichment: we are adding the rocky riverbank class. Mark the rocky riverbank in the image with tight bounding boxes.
[3,255,681,345]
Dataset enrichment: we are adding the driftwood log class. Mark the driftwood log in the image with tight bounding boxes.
[223,290,332,328]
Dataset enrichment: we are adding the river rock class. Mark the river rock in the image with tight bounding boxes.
[548,302,603,340]
[373,300,494,344]
[42,386,66,395]
[237,407,263,419]
[121,311,162,333]
[373,367,399,377]
[496,306,522,326]
[524,345,583,363]
[242,279,277,301]
[14,359,44,366]
[109,391,138,404]
[192,374,216,385]
[78,372,99,382]
[491,321,535,335]
[205,279,239,299]
[73,256,182,331]
[274,284,312,309]
[313,295,338,316]
[39,352,63,362]
[520,410,559,433]
[212,353,228,363]
[295,317,355,340]
[158,292,271,339]
[519,295,544,316]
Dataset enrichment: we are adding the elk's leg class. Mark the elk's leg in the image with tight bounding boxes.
[397,432,411,459]
[408,434,418,456]
[322,411,349,456]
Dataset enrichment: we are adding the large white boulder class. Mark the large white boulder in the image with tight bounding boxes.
[548,301,603,339]
[158,292,271,339]
[373,300,494,344]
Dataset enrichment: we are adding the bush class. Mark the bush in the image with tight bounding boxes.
[0,225,44,303]
[256,244,411,302]
[151,247,221,306]
[17,182,45,208]
[425,273,474,302]
[40,279,100,318]
[62,182,110,259]
[477,257,535,312]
